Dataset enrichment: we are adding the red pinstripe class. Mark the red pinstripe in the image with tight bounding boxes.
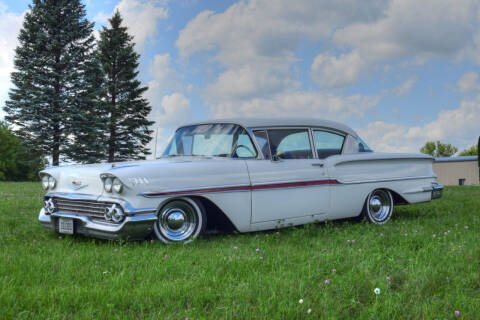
[144,179,340,197]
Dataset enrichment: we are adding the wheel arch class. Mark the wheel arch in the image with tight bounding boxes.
[154,195,239,233]
[387,189,409,206]
[190,196,238,233]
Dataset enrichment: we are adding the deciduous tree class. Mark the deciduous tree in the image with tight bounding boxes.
[0,122,46,181]
[420,141,458,157]
[458,144,478,156]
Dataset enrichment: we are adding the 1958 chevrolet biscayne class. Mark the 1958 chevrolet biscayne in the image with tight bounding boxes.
[39,118,443,243]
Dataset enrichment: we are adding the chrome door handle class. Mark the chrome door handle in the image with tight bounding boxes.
[311,163,324,167]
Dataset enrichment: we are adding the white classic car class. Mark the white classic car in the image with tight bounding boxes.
[39,118,443,243]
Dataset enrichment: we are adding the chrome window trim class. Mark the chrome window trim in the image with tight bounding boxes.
[309,128,318,159]
[247,128,266,160]
[310,128,346,158]
[248,126,316,160]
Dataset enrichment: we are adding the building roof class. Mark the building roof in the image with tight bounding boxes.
[435,155,478,162]
[179,118,359,137]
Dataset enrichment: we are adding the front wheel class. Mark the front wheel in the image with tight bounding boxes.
[153,198,206,243]
[362,189,394,224]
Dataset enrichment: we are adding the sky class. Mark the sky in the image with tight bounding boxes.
[1,0,480,157]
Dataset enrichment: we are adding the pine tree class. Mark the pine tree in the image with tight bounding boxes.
[4,0,104,165]
[66,53,108,163]
[98,11,154,162]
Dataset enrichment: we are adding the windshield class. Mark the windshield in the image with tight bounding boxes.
[162,123,258,158]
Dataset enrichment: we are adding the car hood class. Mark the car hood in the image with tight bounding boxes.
[41,157,250,196]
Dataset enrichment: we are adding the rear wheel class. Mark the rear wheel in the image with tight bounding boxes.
[153,198,206,243]
[363,189,394,224]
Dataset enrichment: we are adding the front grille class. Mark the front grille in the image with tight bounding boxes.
[54,198,114,221]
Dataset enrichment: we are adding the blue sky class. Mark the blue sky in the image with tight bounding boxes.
[1,0,479,155]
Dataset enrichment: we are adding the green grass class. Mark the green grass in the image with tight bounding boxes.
[0,182,479,319]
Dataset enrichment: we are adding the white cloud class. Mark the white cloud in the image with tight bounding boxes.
[96,0,168,51]
[151,92,191,127]
[357,95,480,153]
[312,0,480,87]
[457,71,479,93]
[92,11,110,25]
[145,53,180,102]
[357,122,414,153]
[146,92,192,159]
[210,91,379,121]
[177,1,388,64]
[390,76,418,97]
[177,0,389,119]
[0,4,25,120]
[144,53,190,129]
[311,51,368,88]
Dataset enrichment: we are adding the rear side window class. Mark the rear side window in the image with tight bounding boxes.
[267,129,313,159]
[313,130,345,159]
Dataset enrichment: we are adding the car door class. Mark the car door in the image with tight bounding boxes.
[245,128,331,224]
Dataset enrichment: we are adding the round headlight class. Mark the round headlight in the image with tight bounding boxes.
[48,176,56,189]
[42,176,49,190]
[112,178,123,193]
[104,177,113,192]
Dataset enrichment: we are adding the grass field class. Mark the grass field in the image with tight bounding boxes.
[0,182,479,319]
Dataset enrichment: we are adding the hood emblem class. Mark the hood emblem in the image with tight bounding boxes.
[70,180,88,190]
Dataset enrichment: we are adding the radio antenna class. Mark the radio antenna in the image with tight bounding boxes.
[153,127,159,159]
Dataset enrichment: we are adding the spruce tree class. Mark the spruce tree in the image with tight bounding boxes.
[98,11,154,162]
[4,0,104,165]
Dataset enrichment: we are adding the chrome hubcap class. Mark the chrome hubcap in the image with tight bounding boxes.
[166,210,185,229]
[369,197,382,212]
[368,190,392,222]
[157,201,198,241]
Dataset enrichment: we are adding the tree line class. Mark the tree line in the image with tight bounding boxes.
[3,0,153,172]
[420,141,479,157]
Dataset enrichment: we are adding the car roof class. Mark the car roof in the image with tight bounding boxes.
[179,118,359,137]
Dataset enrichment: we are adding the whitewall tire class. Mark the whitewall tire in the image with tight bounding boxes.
[153,197,206,244]
[363,189,394,224]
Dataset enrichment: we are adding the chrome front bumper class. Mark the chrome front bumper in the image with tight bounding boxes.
[39,208,157,240]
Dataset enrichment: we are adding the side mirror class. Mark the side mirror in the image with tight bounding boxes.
[272,150,284,161]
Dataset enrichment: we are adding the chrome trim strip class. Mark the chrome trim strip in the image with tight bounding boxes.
[334,156,433,166]
[46,192,98,201]
[336,175,437,185]
[141,179,339,198]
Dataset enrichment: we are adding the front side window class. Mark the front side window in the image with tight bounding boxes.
[313,130,345,159]
[267,129,313,159]
[163,124,257,158]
